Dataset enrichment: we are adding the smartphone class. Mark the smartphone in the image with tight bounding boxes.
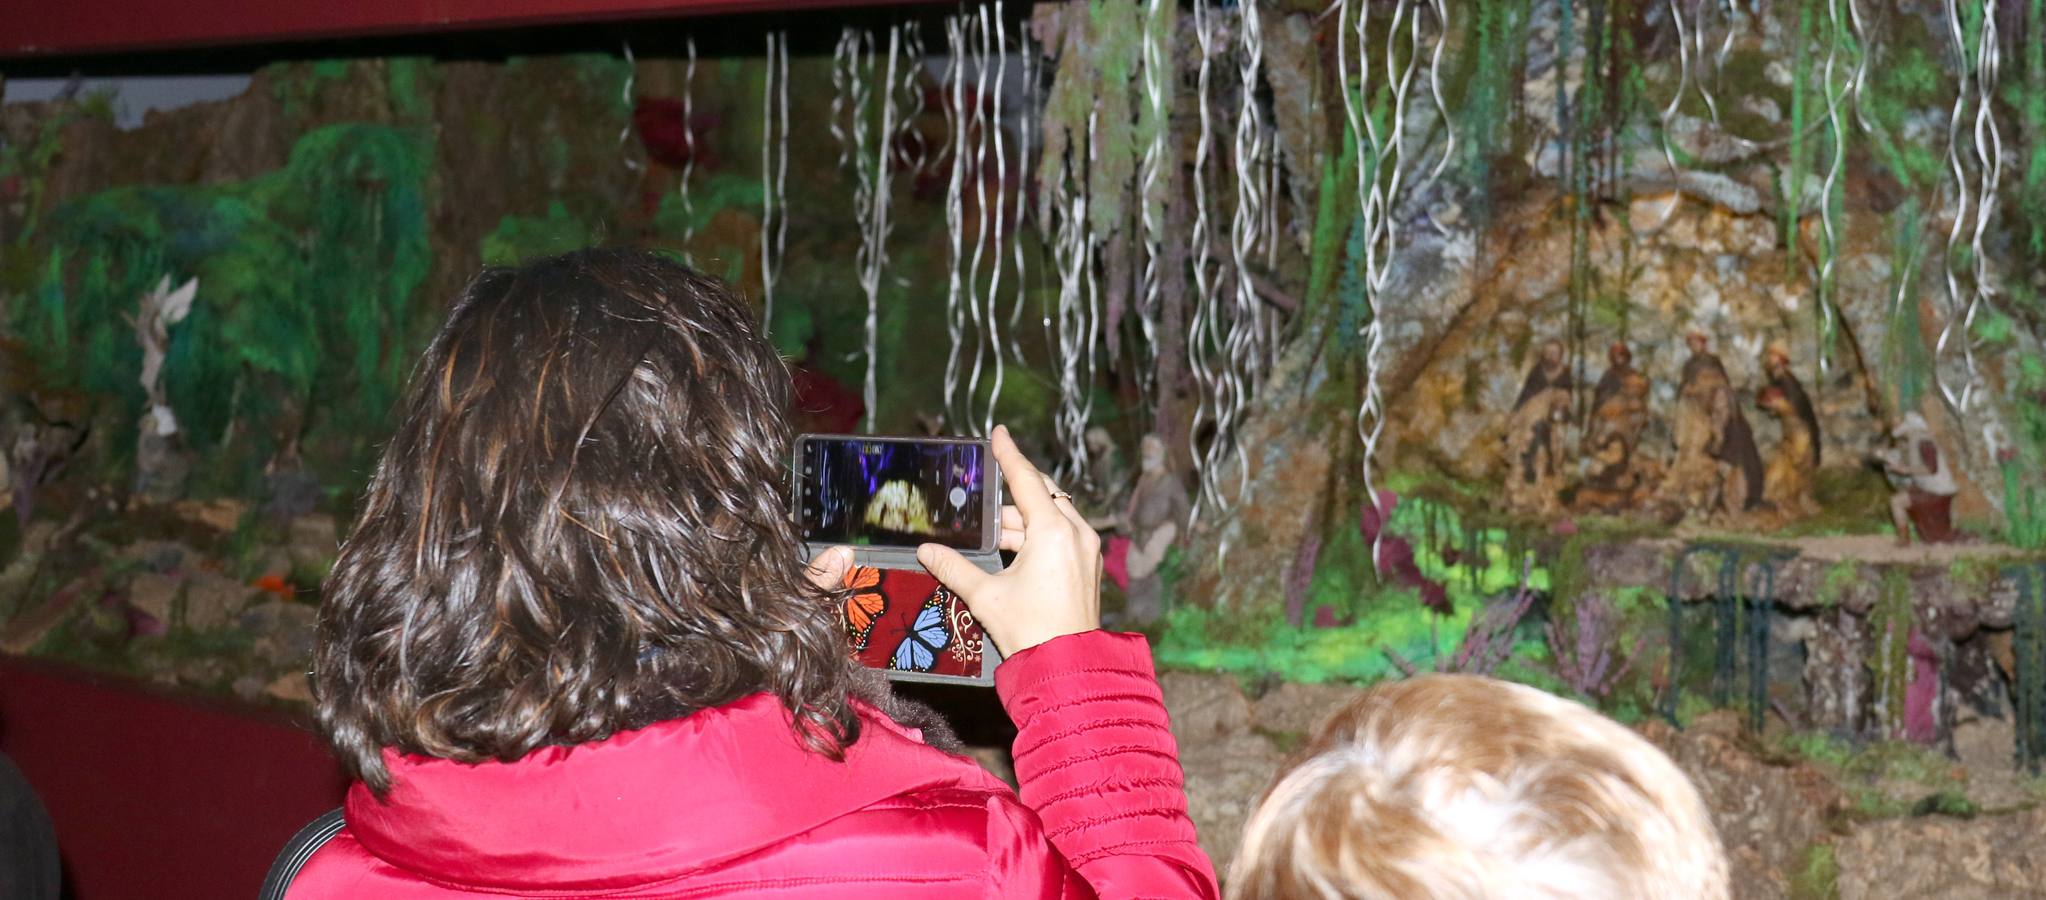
[793,434,1002,684]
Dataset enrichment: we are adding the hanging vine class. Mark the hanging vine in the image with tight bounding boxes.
[759,31,790,331]
[1335,0,1444,561]
[1934,0,2003,416]
[834,25,914,433]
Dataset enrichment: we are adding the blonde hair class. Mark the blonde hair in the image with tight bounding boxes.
[1228,675,1727,900]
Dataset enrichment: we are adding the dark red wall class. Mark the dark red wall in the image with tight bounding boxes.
[0,0,937,58]
[0,657,348,899]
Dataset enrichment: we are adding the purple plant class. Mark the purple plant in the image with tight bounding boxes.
[1385,559,1535,678]
[1545,594,1648,699]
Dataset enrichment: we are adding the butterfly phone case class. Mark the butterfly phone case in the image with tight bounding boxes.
[794,434,1003,685]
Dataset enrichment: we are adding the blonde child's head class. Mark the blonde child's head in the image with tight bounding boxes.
[1228,674,1727,900]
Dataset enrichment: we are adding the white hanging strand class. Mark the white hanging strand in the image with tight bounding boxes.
[1053,191,1094,480]
[871,26,909,432]
[1814,0,1849,378]
[980,1,1011,436]
[1421,0,1456,190]
[963,11,995,431]
[1224,0,1268,504]
[842,27,907,433]
[943,15,972,428]
[1336,0,1430,569]
[1136,0,1170,412]
[1934,0,1999,414]
[678,37,699,264]
[619,43,644,174]
[1007,28,1036,356]
[760,31,790,331]
[1187,0,1224,523]
[898,27,930,175]
[1960,0,2002,412]
[831,30,861,170]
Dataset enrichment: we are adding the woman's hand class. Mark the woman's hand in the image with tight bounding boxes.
[917,425,1101,655]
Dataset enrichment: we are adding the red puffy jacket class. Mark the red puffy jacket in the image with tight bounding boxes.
[289,631,1217,897]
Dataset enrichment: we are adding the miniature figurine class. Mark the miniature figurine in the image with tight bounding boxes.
[1706,386,1767,514]
[1763,341,1820,467]
[1093,434,1189,624]
[1590,341,1637,416]
[1668,331,1764,518]
[1505,340,1573,515]
[131,275,198,503]
[1082,426,1130,518]
[1880,413,1958,545]
[1575,372,1658,514]
[1586,344,1649,459]
[1757,385,1817,520]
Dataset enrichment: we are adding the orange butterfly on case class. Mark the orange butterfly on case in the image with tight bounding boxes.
[841,566,887,651]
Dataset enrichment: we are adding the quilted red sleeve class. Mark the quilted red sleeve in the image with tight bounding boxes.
[996,630,1219,899]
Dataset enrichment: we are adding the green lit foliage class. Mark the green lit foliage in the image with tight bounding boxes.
[2019,0,2046,259]
[1880,200,1932,411]
[650,173,765,245]
[1868,571,1912,738]
[1860,39,1946,190]
[482,202,597,266]
[1451,0,1532,198]
[18,124,432,482]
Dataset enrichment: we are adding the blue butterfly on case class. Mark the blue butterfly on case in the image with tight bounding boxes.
[889,595,954,673]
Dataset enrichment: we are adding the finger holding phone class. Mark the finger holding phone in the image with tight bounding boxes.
[916,425,1100,656]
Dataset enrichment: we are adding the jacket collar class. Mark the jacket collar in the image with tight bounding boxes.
[345,693,993,892]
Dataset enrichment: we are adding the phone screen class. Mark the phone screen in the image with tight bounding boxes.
[797,436,990,551]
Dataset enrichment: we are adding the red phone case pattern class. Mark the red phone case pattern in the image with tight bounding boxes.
[839,566,984,678]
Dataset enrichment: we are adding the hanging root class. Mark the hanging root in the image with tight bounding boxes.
[943,15,972,428]
[1335,0,1435,569]
[760,31,791,331]
[618,43,645,174]
[1188,0,1223,522]
[679,38,699,263]
[1935,0,2003,415]
[842,26,912,432]
[980,3,1013,436]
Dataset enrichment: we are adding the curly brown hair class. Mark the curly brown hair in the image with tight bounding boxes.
[313,248,862,793]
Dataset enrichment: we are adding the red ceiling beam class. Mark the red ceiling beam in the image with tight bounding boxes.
[0,0,907,60]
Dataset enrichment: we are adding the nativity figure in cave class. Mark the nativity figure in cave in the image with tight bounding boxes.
[1093,434,1189,626]
[1081,426,1130,521]
[1503,339,1573,516]
[1763,341,1820,468]
[1665,330,1765,520]
[1756,385,1818,522]
[1573,363,1659,515]
[1880,412,1958,545]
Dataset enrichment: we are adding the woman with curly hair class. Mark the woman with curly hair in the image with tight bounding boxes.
[290,249,1216,898]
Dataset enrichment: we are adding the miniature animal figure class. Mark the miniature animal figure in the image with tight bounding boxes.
[1756,385,1817,521]
[1880,413,1958,545]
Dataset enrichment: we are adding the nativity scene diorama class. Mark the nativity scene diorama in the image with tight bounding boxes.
[5,0,2046,893]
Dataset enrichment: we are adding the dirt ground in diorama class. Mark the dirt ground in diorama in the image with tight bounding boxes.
[7,0,2046,897]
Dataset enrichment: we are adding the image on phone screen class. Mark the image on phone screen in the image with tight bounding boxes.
[798,437,988,551]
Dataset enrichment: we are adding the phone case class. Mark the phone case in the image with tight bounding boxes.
[832,564,1001,685]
